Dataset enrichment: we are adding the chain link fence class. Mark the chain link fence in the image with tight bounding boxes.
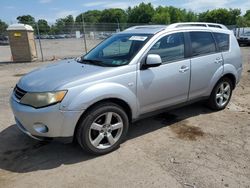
[0,23,248,63]
[0,23,144,62]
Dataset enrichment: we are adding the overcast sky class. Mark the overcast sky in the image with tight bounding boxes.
[1,0,249,24]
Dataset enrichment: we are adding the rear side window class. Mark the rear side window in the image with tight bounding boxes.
[213,33,230,52]
[190,31,216,57]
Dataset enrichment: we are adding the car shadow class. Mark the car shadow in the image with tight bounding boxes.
[0,102,213,173]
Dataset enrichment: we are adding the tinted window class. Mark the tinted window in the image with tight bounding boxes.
[214,33,229,52]
[148,32,185,63]
[190,32,216,57]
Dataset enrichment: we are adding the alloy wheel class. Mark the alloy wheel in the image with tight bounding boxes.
[215,82,231,107]
[89,112,124,149]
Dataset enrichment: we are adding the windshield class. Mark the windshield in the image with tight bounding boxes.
[80,33,152,67]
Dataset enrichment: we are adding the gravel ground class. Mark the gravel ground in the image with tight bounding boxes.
[0,47,249,188]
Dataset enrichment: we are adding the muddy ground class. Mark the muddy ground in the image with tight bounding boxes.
[0,47,249,188]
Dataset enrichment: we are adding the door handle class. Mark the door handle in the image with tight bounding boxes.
[179,65,189,73]
[215,57,223,64]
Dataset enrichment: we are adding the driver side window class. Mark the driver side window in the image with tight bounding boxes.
[148,32,185,63]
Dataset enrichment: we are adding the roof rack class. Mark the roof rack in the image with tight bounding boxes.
[123,25,167,34]
[125,25,167,30]
[167,22,228,30]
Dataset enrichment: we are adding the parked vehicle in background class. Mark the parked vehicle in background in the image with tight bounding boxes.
[10,22,242,155]
[0,35,9,45]
[237,31,250,46]
[38,35,49,39]
[54,34,66,39]
[65,34,72,38]
[97,32,113,39]
[48,35,55,39]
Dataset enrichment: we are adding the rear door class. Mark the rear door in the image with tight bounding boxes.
[188,31,223,100]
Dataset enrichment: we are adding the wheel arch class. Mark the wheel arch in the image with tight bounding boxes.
[222,73,236,89]
[73,98,132,140]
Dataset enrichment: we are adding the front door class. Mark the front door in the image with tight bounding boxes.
[137,32,191,114]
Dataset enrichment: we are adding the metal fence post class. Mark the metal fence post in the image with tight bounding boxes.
[81,14,88,54]
[36,22,44,62]
[116,18,120,31]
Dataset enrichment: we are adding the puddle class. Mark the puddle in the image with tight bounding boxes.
[170,123,204,141]
[13,73,26,77]
[154,112,204,140]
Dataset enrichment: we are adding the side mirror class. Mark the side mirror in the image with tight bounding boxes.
[144,54,162,68]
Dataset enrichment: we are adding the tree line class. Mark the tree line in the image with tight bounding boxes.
[1,2,250,35]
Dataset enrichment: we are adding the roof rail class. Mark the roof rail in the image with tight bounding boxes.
[123,25,168,34]
[125,25,167,30]
[167,22,228,30]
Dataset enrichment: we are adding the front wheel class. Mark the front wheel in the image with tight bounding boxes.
[76,102,129,155]
[207,77,233,110]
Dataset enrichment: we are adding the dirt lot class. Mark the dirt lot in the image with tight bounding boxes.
[0,47,250,188]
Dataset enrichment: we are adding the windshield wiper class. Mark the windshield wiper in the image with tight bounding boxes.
[77,58,107,67]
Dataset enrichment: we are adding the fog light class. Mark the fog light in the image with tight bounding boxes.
[33,123,49,133]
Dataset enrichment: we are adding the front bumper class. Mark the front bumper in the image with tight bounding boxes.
[10,94,83,140]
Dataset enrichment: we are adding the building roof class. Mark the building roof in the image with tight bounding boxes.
[7,24,34,31]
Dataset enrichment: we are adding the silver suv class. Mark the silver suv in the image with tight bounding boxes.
[10,22,242,155]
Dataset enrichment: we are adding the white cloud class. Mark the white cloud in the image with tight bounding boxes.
[103,2,133,9]
[237,1,250,14]
[4,6,15,9]
[55,10,79,18]
[182,0,230,12]
[181,0,249,14]
[39,0,52,4]
[83,2,108,7]
[50,7,60,11]
[82,0,158,9]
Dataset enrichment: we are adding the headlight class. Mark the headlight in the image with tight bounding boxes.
[20,90,67,108]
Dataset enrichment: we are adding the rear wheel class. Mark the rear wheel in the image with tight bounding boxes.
[208,77,233,110]
[76,102,129,155]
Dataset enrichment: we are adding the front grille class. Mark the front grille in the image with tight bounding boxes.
[14,86,27,100]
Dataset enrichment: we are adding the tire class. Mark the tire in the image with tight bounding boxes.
[76,102,129,155]
[207,77,233,110]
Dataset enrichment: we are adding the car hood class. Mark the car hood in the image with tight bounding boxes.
[17,59,111,92]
